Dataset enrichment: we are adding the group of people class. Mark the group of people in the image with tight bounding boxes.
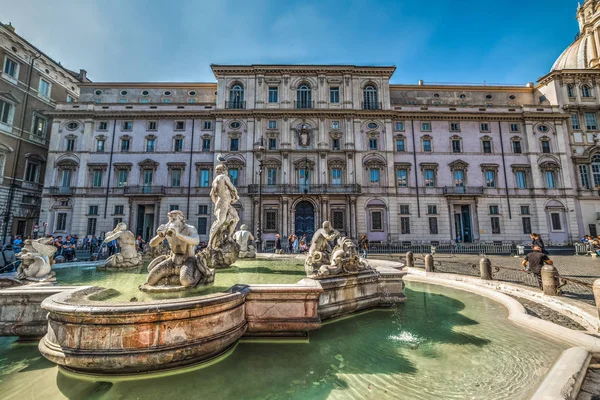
[272,233,371,258]
[581,235,600,256]
[274,234,309,254]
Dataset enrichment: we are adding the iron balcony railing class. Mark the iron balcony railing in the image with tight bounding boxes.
[362,101,382,110]
[248,184,361,195]
[295,100,315,109]
[47,186,75,196]
[442,186,484,195]
[225,100,246,109]
[123,186,165,195]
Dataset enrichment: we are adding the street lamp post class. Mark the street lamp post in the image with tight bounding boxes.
[255,137,265,253]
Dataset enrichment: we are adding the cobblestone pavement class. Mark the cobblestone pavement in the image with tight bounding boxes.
[373,253,600,305]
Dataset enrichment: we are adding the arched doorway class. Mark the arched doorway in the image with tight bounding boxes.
[295,201,315,241]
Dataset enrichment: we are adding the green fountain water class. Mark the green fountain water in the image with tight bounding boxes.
[0,282,564,399]
[54,258,307,302]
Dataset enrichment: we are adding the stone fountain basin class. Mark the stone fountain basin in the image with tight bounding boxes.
[37,265,405,374]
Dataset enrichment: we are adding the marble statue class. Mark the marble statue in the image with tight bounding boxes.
[15,237,57,282]
[298,124,310,147]
[204,162,240,268]
[304,222,371,278]
[233,224,256,258]
[139,210,214,292]
[102,222,143,269]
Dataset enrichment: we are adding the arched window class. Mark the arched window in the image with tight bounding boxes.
[363,85,378,109]
[228,84,244,109]
[592,155,600,187]
[297,84,312,109]
[582,84,593,98]
[567,84,575,98]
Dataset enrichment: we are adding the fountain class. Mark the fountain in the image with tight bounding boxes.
[233,224,256,258]
[100,223,143,270]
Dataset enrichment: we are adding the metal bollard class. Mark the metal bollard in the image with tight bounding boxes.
[479,257,492,280]
[593,279,600,322]
[541,264,561,296]
[405,251,414,268]
[424,254,434,272]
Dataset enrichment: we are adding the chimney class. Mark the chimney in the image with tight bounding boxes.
[79,69,87,81]
[5,22,15,33]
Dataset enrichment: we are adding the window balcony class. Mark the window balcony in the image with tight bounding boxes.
[295,100,314,109]
[226,100,246,109]
[123,186,165,196]
[442,186,484,196]
[362,101,382,110]
[47,186,75,196]
[248,184,361,195]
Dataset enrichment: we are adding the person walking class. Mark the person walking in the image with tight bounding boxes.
[287,235,295,254]
[275,234,282,254]
[530,233,548,255]
[293,235,299,254]
[359,235,369,259]
[522,245,553,289]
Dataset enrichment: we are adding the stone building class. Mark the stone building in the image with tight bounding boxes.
[0,22,88,243]
[37,1,600,246]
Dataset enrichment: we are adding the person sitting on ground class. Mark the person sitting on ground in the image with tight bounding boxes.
[522,245,553,289]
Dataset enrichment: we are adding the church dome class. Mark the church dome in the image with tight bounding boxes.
[551,34,593,71]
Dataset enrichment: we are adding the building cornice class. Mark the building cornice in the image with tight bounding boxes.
[77,82,217,88]
[210,64,396,78]
[43,107,570,121]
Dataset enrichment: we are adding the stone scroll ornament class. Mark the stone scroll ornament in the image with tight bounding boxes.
[304,221,372,278]
[233,224,256,258]
[139,210,214,292]
[203,159,240,268]
[15,237,57,282]
[102,223,143,270]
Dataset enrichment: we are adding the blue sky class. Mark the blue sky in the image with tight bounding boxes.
[0,0,581,84]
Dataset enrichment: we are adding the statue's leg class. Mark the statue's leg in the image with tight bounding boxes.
[147,254,168,272]
[227,209,240,238]
[179,257,200,287]
[146,259,178,285]
[209,203,229,247]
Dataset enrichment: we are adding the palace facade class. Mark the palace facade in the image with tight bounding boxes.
[37,1,600,246]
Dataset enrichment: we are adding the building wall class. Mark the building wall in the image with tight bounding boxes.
[38,65,582,246]
[0,23,86,242]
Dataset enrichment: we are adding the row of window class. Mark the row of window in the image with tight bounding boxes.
[393,136,540,154]
[0,99,48,137]
[392,168,559,189]
[229,83,379,109]
[567,83,595,98]
[392,121,524,133]
[571,112,598,130]
[3,56,75,102]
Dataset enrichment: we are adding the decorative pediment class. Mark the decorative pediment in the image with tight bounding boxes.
[262,158,282,168]
[225,156,246,167]
[138,159,159,169]
[120,134,132,140]
[363,154,386,168]
[96,134,107,140]
[266,131,279,139]
[167,162,186,170]
[448,160,469,170]
[173,134,185,140]
[195,162,213,169]
[450,135,462,140]
[481,135,492,141]
[24,153,45,162]
[395,134,406,139]
[228,131,242,139]
[539,161,560,171]
[0,143,14,154]
[480,163,499,171]
[113,162,133,170]
[65,134,77,140]
[0,91,21,104]
[145,134,157,140]
[293,158,316,170]
[87,163,108,170]
[327,157,346,168]
[56,159,78,169]
[421,134,432,140]
[419,162,439,171]
[366,131,379,138]
[394,162,412,170]
[201,134,212,140]
[511,164,530,172]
